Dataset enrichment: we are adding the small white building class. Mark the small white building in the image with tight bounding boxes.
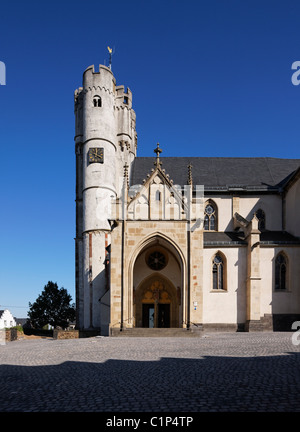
[0,310,16,329]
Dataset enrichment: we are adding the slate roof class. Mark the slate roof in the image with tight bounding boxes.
[260,231,300,244]
[131,157,300,191]
[204,231,247,246]
[203,231,300,246]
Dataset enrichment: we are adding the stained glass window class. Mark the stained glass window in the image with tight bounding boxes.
[204,202,217,231]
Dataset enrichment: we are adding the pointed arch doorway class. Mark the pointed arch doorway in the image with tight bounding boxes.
[131,236,184,329]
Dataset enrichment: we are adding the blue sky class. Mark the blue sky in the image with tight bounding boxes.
[0,0,299,318]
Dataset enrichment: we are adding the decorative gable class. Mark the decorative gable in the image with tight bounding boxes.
[127,169,183,221]
[113,143,204,225]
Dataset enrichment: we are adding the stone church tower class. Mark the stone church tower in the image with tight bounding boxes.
[74,64,137,333]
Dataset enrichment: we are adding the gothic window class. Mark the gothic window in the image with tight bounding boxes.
[255,209,265,231]
[275,252,287,290]
[156,190,161,201]
[93,95,102,107]
[204,201,217,231]
[212,253,226,290]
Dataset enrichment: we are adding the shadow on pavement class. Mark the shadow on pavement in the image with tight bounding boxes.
[1,352,300,412]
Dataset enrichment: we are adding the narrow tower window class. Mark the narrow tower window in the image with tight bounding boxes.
[93,95,102,107]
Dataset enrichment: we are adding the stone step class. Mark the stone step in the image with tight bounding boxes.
[110,328,202,337]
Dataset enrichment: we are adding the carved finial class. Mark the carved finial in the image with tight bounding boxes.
[154,142,162,167]
[188,163,193,185]
[123,162,129,189]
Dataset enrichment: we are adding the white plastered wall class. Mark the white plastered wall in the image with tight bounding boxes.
[202,247,247,324]
[260,247,300,315]
[239,195,282,230]
[204,196,233,231]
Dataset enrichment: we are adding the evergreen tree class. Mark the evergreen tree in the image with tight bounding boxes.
[28,281,76,329]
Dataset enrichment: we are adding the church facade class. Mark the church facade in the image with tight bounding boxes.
[74,64,300,336]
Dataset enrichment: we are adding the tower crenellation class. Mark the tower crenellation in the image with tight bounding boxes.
[83,64,116,93]
[115,85,133,108]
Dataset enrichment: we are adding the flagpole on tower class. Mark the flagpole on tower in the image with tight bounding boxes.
[107,46,114,70]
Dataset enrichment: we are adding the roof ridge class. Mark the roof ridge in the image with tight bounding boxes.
[264,157,276,185]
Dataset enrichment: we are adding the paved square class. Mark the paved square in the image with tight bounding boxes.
[1,332,300,412]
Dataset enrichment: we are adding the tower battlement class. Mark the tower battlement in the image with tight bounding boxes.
[115,85,132,109]
[83,64,116,93]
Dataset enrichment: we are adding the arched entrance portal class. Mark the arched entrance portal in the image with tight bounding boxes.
[135,276,180,328]
[132,236,184,328]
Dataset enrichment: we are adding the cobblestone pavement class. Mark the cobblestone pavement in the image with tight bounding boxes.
[1,332,300,412]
